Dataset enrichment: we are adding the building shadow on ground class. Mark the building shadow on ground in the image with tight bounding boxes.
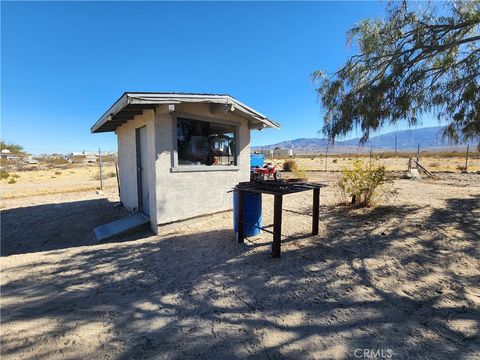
[0,198,152,256]
[1,195,478,359]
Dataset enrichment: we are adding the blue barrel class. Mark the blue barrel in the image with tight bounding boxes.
[250,154,265,168]
[233,191,262,237]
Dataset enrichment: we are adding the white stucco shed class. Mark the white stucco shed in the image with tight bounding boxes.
[91,92,279,233]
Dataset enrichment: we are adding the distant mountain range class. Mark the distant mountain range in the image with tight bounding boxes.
[253,126,478,152]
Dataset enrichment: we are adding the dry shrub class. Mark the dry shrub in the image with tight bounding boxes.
[293,167,306,180]
[283,160,298,172]
[338,160,395,207]
[101,154,117,162]
[456,165,467,171]
[43,157,68,166]
[429,162,440,168]
[0,170,9,180]
[91,171,116,180]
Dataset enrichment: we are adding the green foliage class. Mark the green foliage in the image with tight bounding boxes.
[338,160,395,207]
[0,170,10,179]
[54,171,62,175]
[108,171,116,178]
[7,178,16,184]
[313,1,480,144]
[283,160,298,172]
[0,141,24,154]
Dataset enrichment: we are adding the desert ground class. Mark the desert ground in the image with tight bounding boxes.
[270,153,480,173]
[1,162,117,199]
[1,154,478,200]
[1,161,479,359]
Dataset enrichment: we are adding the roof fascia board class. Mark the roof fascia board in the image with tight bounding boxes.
[128,94,280,129]
[92,93,280,133]
[91,93,129,133]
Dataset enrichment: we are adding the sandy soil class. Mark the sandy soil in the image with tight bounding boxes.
[1,172,479,359]
[0,163,117,199]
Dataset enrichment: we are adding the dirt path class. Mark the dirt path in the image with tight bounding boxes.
[1,173,479,359]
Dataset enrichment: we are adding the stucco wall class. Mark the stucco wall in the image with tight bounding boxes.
[154,103,250,226]
[116,103,251,232]
[115,110,157,230]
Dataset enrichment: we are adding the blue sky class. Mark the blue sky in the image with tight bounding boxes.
[2,1,438,154]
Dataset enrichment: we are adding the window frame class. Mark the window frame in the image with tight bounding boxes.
[171,112,241,172]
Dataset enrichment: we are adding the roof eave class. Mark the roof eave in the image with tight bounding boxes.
[91,93,280,133]
[90,93,129,133]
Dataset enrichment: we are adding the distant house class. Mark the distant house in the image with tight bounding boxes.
[91,92,279,233]
[83,155,97,163]
[1,149,12,158]
[26,156,39,164]
[1,149,25,161]
[67,152,98,163]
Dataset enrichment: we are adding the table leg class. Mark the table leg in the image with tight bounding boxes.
[312,188,320,235]
[272,194,283,258]
[237,190,245,243]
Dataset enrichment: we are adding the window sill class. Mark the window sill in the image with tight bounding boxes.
[171,165,240,173]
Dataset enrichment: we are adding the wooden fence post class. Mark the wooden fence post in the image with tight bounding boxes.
[324,145,328,172]
[465,144,469,172]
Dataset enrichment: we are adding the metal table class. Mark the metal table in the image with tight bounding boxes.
[234,180,326,258]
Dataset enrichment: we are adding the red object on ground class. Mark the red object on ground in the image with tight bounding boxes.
[251,162,281,181]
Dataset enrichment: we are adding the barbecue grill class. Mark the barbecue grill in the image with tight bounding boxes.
[234,180,326,258]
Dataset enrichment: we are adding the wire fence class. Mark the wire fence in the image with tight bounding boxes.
[255,143,480,173]
[1,149,120,199]
[1,143,479,200]
[256,143,478,156]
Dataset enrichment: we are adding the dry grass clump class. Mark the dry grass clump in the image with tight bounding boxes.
[43,157,68,166]
[0,170,9,180]
[92,171,116,180]
[283,160,298,172]
[2,171,20,183]
[293,167,307,180]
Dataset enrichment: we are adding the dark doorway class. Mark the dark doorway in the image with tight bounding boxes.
[136,126,150,216]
